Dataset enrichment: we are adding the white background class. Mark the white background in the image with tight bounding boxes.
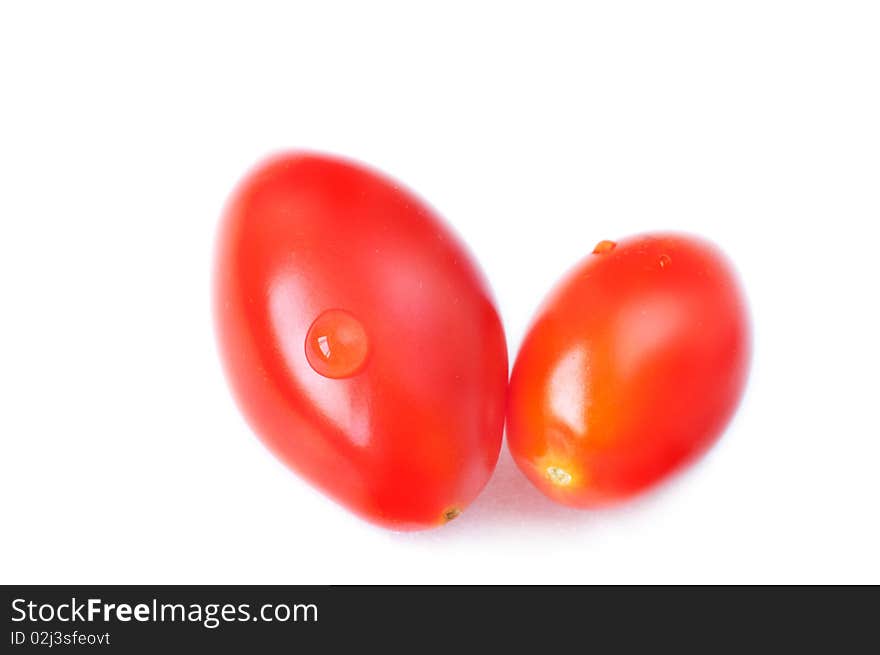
[1,1,878,584]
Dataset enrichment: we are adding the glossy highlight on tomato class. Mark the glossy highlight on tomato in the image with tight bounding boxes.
[507,233,750,507]
[213,153,508,530]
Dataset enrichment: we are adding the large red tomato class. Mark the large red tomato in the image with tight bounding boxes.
[213,153,507,530]
[507,233,750,506]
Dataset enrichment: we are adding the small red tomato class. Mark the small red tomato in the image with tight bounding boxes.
[507,233,750,506]
[213,153,507,530]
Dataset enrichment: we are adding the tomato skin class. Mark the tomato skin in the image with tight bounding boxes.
[507,233,750,507]
[213,153,507,530]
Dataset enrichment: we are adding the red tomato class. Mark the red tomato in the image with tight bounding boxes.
[507,233,750,507]
[213,153,507,530]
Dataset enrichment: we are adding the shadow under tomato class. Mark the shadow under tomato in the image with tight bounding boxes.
[391,436,725,540]
[454,446,586,526]
[388,445,594,541]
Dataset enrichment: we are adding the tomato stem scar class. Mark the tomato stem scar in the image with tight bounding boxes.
[546,466,572,486]
[592,240,617,255]
[443,507,462,522]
